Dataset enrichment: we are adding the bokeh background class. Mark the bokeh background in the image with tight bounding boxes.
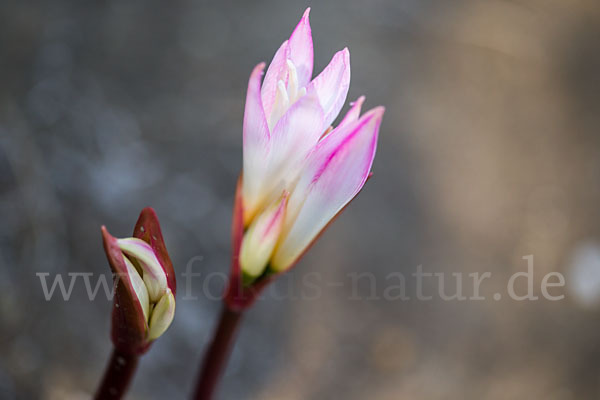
[2,0,600,399]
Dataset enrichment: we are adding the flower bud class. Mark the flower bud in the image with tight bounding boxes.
[102,208,176,354]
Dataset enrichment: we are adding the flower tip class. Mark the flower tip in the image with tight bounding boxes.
[101,225,123,271]
[139,206,157,220]
[362,105,385,122]
[351,96,366,107]
[133,206,163,239]
[134,206,158,229]
[303,7,311,20]
[251,62,266,79]
[101,225,113,240]
[336,47,350,67]
[360,106,385,141]
[293,8,310,29]
[372,105,386,118]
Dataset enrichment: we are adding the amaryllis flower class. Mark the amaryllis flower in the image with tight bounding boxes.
[226,8,384,309]
[101,208,176,354]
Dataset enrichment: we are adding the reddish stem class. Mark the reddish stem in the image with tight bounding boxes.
[94,348,139,400]
[192,305,243,400]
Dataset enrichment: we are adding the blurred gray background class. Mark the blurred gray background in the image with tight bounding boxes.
[2,0,600,399]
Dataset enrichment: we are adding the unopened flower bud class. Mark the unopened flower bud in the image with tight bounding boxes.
[102,208,176,354]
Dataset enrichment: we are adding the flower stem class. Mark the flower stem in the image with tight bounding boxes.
[94,348,140,400]
[192,305,243,400]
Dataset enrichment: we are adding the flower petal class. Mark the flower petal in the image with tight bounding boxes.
[261,41,291,119]
[101,226,148,352]
[262,92,325,203]
[339,96,365,128]
[243,63,271,220]
[240,192,288,282]
[148,288,176,341]
[271,106,384,271]
[118,237,168,302]
[320,96,365,140]
[307,48,351,128]
[288,8,313,88]
[133,207,176,294]
[224,178,277,311]
[123,256,150,323]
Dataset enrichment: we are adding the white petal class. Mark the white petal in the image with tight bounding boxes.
[261,41,291,120]
[288,8,313,88]
[339,96,365,129]
[271,107,384,271]
[261,93,325,205]
[118,238,167,302]
[123,256,150,323]
[307,48,351,128]
[239,192,288,281]
[243,63,271,222]
[148,289,176,340]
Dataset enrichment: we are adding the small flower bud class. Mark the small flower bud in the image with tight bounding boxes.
[101,208,176,354]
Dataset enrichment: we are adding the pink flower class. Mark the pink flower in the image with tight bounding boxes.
[228,8,384,308]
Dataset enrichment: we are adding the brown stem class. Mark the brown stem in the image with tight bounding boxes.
[192,305,243,400]
[94,348,140,400]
